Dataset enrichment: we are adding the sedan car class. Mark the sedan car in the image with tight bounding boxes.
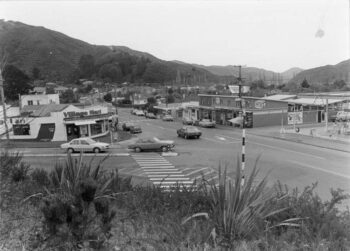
[122,122,135,131]
[128,137,175,152]
[182,117,199,125]
[135,110,145,116]
[130,125,142,134]
[145,112,157,119]
[177,126,202,139]
[162,115,174,121]
[60,138,110,153]
[199,119,216,128]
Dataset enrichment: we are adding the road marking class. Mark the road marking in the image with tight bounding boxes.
[288,160,350,180]
[149,177,190,181]
[186,168,208,176]
[216,134,241,141]
[22,153,130,157]
[251,142,326,160]
[215,136,226,141]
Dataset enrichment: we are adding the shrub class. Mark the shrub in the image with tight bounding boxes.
[31,168,51,187]
[35,154,122,250]
[0,150,23,179]
[11,162,30,182]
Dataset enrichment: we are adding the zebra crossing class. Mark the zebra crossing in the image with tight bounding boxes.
[131,154,194,188]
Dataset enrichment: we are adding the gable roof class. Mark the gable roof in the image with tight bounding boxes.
[21,104,69,117]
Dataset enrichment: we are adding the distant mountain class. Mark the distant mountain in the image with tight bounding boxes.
[291,60,350,84]
[192,64,284,85]
[0,20,218,84]
[281,67,303,81]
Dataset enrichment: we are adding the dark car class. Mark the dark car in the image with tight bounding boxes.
[130,125,142,134]
[128,137,175,152]
[177,126,202,139]
[122,122,135,131]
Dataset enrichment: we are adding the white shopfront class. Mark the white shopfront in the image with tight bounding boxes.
[7,105,113,142]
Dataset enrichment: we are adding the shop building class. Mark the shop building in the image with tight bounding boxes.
[20,93,60,108]
[196,94,348,128]
[6,104,114,142]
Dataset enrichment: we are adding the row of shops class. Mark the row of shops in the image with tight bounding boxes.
[1,103,117,142]
[175,94,349,128]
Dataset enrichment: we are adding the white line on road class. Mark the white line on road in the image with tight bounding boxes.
[252,142,326,160]
[186,168,208,176]
[288,160,350,180]
[216,134,241,141]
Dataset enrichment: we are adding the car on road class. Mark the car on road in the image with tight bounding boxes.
[145,112,157,119]
[182,117,199,125]
[60,137,110,153]
[177,126,202,139]
[335,111,350,121]
[128,137,175,152]
[131,109,138,115]
[198,119,216,128]
[135,110,145,116]
[130,125,142,134]
[122,122,135,131]
[162,115,174,121]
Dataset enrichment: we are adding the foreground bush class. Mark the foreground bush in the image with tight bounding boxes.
[30,153,132,250]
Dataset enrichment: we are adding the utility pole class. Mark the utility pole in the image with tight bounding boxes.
[0,68,9,141]
[234,65,246,186]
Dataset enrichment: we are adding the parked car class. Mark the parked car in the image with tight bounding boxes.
[182,117,199,125]
[199,119,216,128]
[131,109,138,115]
[135,110,145,116]
[335,111,350,121]
[122,122,135,131]
[162,115,174,121]
[130,125,142,134]
[60,138,110,153]
[177,126,202,139]
[128,137,175,152]
[145,112,157,119]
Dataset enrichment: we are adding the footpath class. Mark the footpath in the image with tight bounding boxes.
[246,124,350,153]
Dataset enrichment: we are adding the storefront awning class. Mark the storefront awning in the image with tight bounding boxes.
[73,120,97,126]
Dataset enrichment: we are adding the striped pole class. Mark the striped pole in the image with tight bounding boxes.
[241,112,246,186]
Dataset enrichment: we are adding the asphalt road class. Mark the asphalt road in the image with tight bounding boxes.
[11,108,350,208]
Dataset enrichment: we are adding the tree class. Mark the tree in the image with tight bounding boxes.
[2,65,31,100]
[98,64,123,82]
[78,55,95,78]
[103,93,112,102]
[46,87,55,94]
[60,89,78,104]
[147,97,157,104]
[333,80,346,89]
[301,78,310,88]
[31,67,41,80]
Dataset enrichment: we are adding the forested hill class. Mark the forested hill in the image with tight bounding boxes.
[0,20,220,85]
[290,59,350,84]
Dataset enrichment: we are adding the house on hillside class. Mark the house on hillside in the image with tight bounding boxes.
[54,86,69,95]
[20,94,60,108]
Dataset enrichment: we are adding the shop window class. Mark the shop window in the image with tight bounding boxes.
[80,125,89,137]
[91,121,103,136]
[13,124,30,135]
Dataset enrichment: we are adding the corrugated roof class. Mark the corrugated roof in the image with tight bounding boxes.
[21,104,69,117]
[264,94,297,100]
[285,98,345,106]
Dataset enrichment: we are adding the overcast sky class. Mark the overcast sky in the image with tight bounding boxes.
[0,0,349,72]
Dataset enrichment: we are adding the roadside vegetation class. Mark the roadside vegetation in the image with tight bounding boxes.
[1,150,349,250]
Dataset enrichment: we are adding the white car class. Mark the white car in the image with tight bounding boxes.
[135,110,145,116]
[60,137,110,153]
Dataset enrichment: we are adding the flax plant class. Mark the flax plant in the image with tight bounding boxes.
[184,158,286,249]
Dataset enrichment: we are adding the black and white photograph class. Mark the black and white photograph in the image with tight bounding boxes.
[0,0,349,250]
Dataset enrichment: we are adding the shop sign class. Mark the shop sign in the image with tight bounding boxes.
[64,109,102,118]
[288,112,303,125]
[255,100,266,109]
